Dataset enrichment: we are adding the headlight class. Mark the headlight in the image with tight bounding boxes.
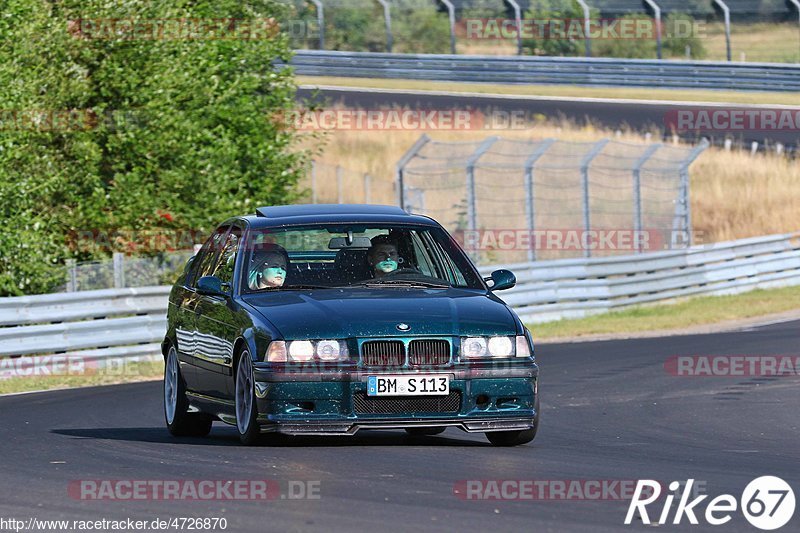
[267,339,349,363]
[316,340,349,361]
[462,337,488,358]
[288,340,315,362]
[488,336,514,357]
[461,335,530,359]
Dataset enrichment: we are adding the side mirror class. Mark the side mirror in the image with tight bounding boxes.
[485,269,516,291]
[197,275,229,297]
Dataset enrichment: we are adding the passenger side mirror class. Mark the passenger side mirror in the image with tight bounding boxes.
[197,275,229,297]
[485,269,516,291]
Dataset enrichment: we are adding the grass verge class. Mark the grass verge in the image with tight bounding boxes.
[0,359,163,395]
[530,284,800,341]
[297,75,800,106]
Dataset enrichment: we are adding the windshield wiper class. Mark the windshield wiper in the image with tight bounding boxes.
[280,284,332,290]
[348,279,451,289]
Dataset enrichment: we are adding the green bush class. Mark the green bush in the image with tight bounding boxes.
[663,13,707,59]
[0,0,308,295]
[521,0,592,57]
[592,14,656,59]
[393,2,451,54]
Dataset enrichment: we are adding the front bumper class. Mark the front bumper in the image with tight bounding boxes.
[252,365,538,436]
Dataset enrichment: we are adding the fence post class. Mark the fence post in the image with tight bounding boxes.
[113,252,126,289]
[791,0,800,63]
[580,139,610,258]
[336,165,343,204]
[310,0,325,50]
[364,173,372,203]
[376,0,393,52]
[643,0,662,60]
[465,137,498,236]
[504,0,523,55]
[523,139,556,262]
[311,160,317,204]
[576,0,592,57]
[438,0,457,54]
[395,134,431,209]
[66,259,77,292]
[672,139,709,248]
[712,0,731,62]
[632,144,662,253]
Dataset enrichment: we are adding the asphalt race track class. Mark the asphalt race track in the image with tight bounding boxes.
[1,320,798,532]
[296,86,800,150]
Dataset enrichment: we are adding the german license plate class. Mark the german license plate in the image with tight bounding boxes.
[367,375,449,396]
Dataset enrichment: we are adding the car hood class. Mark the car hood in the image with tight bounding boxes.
[241,288,519,339]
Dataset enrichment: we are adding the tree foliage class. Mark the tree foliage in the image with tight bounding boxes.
[0,0,308,295]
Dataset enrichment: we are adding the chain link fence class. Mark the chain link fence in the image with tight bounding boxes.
[60,135,706,290]
[302,161,396,204]
[397,134,707,264]
[64,252,193,292]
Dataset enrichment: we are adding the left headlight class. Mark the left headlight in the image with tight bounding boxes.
[267,339,349,363]
[460,335,531,359]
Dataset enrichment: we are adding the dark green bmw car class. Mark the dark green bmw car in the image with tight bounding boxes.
[162,204,539,446]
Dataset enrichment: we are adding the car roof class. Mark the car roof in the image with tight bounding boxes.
[243,204,440,228]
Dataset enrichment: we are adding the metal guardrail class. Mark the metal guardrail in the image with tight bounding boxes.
[479,232,800,323]
[0,287,169,376]
[289,50,800,92]
[1,233,799,368]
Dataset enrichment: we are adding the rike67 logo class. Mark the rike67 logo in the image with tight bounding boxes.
[625,477,795,530]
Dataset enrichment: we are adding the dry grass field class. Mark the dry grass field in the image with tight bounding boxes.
[298,120,800,244]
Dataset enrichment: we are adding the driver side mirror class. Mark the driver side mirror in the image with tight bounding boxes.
[196,275,230,297]
[484,269,516,291]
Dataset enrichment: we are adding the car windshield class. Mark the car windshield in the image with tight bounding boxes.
[241,224,484,292]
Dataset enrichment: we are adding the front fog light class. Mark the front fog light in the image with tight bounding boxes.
[316,340,348,361]
[487,336,514,357]
[288,340,315,362]
[462,337,488,358]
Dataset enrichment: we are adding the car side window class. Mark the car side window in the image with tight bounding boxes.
[189,225,229,288]
[212,225,242,285]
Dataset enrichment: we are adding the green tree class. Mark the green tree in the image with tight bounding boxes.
[0,0,308,295]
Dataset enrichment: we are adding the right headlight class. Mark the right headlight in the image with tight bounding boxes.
[460,335,531,359]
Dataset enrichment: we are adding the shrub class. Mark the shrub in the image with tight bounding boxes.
[0,0,308,295]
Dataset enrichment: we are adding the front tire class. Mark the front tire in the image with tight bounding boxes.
[164,345,212,437]
[486,395,539,447]
[235,349,261,446]
[486,428,536,446]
